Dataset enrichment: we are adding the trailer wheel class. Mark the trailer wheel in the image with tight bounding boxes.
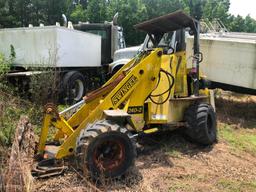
[63,71,86,104]
[184,103,217,145]
[75,120,136,179]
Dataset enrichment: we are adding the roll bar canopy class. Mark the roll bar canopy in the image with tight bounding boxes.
[134,10,198,34]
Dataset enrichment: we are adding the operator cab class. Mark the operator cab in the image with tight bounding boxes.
[135,10,201,95]
[141,29,186,54]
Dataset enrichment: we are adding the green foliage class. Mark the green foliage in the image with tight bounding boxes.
[87,0,108,23]
[0,47,15,92]
[0,0,256,45]
[106,0,148,45]
[70,4,87,23]
[143,0,183,18]
[0,54,11,77]
[183,0,205,20]
[0,92,43,146]
[0,0,68,27]
[70,0,256,44]
[28,68,60,106]
[202,0,230,22]
[0,99,22,146]
[244,15,256,33]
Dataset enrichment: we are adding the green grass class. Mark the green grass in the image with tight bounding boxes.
[167,149,181,158]
[169,182,190,192]
[219,123,256,155]
[0,101,25,146]
[217,179,256,192]
[0,93,44,146]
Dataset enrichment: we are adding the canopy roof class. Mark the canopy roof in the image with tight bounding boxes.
[134,10,197,34]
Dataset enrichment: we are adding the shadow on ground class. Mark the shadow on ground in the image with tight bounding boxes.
[136,130,214,169]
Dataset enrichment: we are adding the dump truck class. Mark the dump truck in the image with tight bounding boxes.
[111,25,256,95]
[31,11,217,179]
[0,14,126,103]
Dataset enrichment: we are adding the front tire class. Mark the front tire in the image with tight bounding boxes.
[75,120,136,179]
[184,103,217,145]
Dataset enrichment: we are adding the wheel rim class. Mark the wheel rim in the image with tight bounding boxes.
[92,139,125,172]
[71,79,84,101]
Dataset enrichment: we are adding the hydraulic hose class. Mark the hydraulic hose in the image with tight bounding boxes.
[149,68,175,105]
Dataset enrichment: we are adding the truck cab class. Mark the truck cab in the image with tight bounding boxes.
[74,16,126,65]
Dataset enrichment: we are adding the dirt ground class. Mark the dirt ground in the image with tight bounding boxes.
[33,92,256,192]
[34,136,256,192]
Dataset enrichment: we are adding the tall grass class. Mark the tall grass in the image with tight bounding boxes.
[0,50,16,146]
[0,47,61,146]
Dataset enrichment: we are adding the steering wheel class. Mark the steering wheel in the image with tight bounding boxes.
[158,45,175,55]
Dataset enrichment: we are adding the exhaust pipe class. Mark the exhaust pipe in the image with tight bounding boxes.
[113,12,118,25]
[62,14,67,27]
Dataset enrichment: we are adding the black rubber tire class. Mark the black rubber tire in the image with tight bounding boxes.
[62,71,86,104]
[75,120,136,179]
[184,103,217,145]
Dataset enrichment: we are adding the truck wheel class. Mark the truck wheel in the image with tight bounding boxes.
[184,103,217,145]
[63,71,86,104]
[75,120,136,179]
[111,65,123,76]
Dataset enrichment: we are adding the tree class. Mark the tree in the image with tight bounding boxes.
[107,0,148,45]
[0,0,17,27]
[142,0,183,19]
[244,15,256,33]
[1,0,256,43]
[87,0,108,23]
[45,0,68,25]
[70,4,87,23]
[183,0,206,20]
[229,15,245,32]
[203,0,230,23]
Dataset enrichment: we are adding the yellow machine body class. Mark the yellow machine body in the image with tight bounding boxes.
[38,49,214,159]
[36,11,216,166]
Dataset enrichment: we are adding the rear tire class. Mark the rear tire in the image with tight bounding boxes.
[75,120,136,179]
[62,71,86,104]
[184,103,217,145]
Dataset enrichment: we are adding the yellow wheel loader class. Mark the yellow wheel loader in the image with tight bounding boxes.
[32,11,217,179]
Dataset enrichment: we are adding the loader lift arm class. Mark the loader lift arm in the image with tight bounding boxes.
[38,49,163,159]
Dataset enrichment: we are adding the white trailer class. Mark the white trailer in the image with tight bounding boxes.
[186,33,256,94]
[0,26,101,68]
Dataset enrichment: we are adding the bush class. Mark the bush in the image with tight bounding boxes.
[0,53,11,91]
[0,46,15,92]
[0,48,61,147]
[29,67,60,105]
